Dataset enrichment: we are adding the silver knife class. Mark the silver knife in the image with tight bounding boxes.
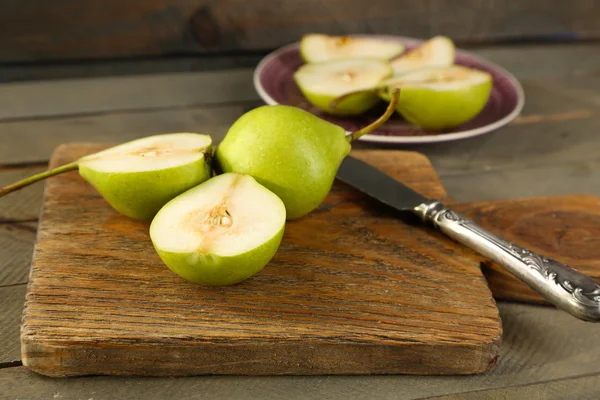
[336,155,600,322]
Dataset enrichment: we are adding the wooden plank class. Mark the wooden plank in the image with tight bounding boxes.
[0,1,599,63]
[471,43,600,81]
[0,70,256,121]
[0,55,265,84]
[0,104,247,164]
[0,223,36,287]
[0,167,47,221]
[428,373,600,399]
[439,158,600,203]
[21,144,500,377]
[4,302,600,398]
[2,42,600,85]
[0,285,27,365]
[2,43,600,122]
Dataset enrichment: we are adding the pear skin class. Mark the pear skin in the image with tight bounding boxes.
[215,90,400,220]
[216,105,351,219]
[79,159,211,221]
[379,66,492,130]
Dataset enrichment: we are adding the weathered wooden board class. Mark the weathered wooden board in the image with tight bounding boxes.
[431,373,600,400]
[6,302,600,399]
[0,285,27,365]
[0,70,256,121]
[0,105,246,165]
[454,195,600,304]
[21,143,501,377]
[2,42,600,85]
[0,224,37,287]
[1,1,599,62]
[0,167,47,220]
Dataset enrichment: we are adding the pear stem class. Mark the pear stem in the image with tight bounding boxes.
[0,162,79,198]
[346,88,400,143]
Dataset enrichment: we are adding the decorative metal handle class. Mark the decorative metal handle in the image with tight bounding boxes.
[414,201,600,322]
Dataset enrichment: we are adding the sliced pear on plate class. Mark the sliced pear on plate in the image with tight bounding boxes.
[149,172,286,286]
[300,34,405,63]
[390,35,455,76]
[379,65,493,130]
[294,58,392,116]
[78,133,213,221]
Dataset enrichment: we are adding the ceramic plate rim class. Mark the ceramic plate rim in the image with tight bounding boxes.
[253,34,525,144]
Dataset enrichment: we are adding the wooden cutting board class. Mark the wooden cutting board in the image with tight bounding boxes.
[21,143,503,378]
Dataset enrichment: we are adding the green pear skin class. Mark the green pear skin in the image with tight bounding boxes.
[299,90,382,116]
[215,105,351,220]
[379,78,492,130]
[153,228,284,286]
[78,157,212,222]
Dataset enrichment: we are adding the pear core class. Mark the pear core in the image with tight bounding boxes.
[150,173,286,257]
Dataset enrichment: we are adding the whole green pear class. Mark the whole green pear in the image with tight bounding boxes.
[215,90,399,220]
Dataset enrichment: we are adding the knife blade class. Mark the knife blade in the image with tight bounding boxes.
[336,155,600,322]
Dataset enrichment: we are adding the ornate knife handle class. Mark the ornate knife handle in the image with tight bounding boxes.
[414,201,600,322]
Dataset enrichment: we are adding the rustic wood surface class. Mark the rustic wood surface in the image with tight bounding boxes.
[21,144,500,377]
[2,41,600,398]
[1,1,599,62]
[455,195,600,304]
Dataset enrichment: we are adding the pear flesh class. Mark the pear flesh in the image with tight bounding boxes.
[294,58,392,116]
[300,34,405,63]
[78,133,213,221]
[379,65,493,130]
[390,36,455,76]
[150,173,286,286]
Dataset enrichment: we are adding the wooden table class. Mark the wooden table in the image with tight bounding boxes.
[2,42,600,399]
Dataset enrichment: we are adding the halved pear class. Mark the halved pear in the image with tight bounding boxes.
[77,133,213,221]
[0,133,213,221]
[149,173,286,286]
[390,36,455,76]
[300,34,405,63]
[294,58,392,116]
[379,65,493,130]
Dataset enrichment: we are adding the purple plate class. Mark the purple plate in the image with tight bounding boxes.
[253,35,525,144]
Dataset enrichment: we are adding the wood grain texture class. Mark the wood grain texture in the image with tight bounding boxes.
[0,285,27,365]
[1,1,599,62]
[0,105,247,164]
[21,143,501,377]
[0,223,37,287]
[428,373,600,399]
[1,42,599,85]
[0,70,256,121]
[0,167,47,220]
[5,302,600,399]
[453,195,600,304]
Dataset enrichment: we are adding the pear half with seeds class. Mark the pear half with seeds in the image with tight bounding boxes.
[379,65,493,130]
[390,35,455,76]
[300,33,405,63]
[294,58,392,116]
[0,133,213,221]
[150,173,286,286]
